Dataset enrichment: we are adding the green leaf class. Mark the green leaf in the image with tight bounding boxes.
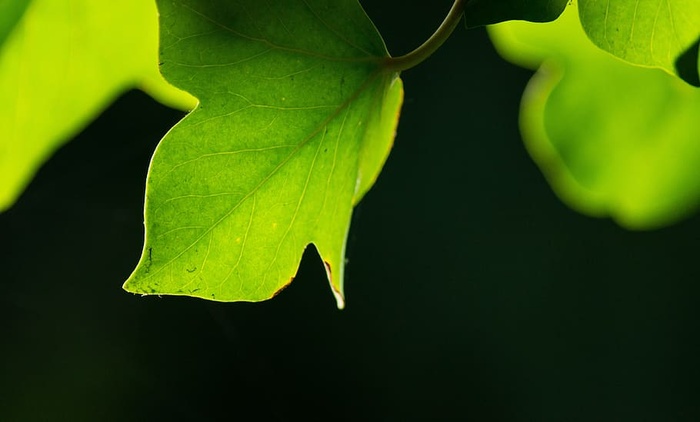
[0,0,196,212]
[464,0,570,27]
[489,2,700,229]
[0,0,31,48]
[123,0,403,307]
[578,0,700,85]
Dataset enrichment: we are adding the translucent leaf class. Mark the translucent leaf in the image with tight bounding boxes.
[123,0,403,308]
[490,2,700,229]
[0,0,196,212]
[579,0,700,85]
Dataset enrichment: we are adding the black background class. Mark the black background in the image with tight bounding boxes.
[2,1,700,420]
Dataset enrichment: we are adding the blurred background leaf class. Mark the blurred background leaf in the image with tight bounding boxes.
[490,1,700,229]
[0,0,196,212]
[0,0,31,47]
[464,0,569,27]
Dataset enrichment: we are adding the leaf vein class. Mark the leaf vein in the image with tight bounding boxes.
[140,37,385,287]
[178,1,382,64]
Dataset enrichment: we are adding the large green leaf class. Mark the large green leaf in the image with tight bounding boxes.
[0,0,195,212]
[489,1,700,229]
[578,0,700,85]
[465,0,570,27]
[123,0,403,307]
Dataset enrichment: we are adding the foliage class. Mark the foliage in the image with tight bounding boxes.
[0,0,195,211]
[578,0,700,85]
[1,0,698,306]
[122,0,402,308]
[0,0,31,47]
[490,3,700,228]
[465,0,568,26]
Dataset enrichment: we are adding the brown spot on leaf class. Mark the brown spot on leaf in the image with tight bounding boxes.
[271,276,294,298]
[323,261,332,280]
[324,261,345,310]
[144,247,153,273]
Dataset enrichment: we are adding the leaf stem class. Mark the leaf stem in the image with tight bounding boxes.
[383,0,466,72]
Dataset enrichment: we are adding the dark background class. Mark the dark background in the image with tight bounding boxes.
[2,1,700,420]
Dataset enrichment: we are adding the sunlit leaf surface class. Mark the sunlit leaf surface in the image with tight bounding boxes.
[490,2,700,229]
[123,0,403,307]
[0,0,195,212]
[579,0,700,85]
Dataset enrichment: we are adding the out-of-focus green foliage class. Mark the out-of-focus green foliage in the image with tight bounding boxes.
[490,2,700,229]
[0,0,31,47]
[465,0,569,27]
[0,0,195,212]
